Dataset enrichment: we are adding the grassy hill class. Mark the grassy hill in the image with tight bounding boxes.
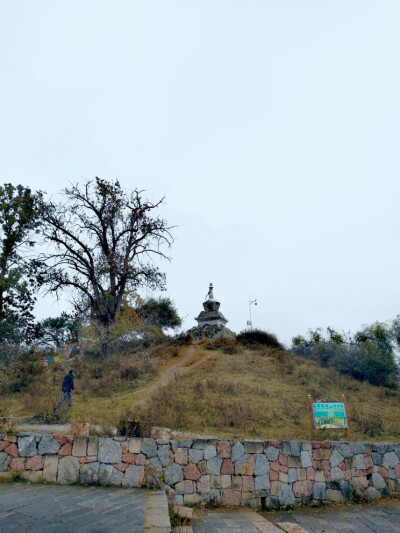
[2,339,400,441]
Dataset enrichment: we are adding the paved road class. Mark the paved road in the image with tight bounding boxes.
[262,501,400,533]
[193,501,400,533]
[0,484,146,533]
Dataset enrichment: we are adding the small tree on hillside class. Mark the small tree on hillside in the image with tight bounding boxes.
[39,178,173,353]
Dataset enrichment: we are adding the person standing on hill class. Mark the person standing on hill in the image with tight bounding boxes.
[56,369,74,408]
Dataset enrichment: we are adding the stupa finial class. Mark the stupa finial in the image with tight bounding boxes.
[207,282,214,300]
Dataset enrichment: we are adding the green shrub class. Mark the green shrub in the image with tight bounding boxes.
[237,329,283,350]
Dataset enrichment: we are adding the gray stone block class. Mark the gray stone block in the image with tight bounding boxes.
[281,441,291,455]
[330,449,344,468]
[99,464,123,486]
[123,465,144,487]
[300,451,312,467]
[290,441,301,457]
[207,457,223,475]
[164,463,183,485]
[157,445,173,467]
[231,441,244,462]
[365,487,380,500]
[255,474,270,490]
[244,441,263,454]
[141,438,157,458]
[313,482,326,501]
[331,467,344,482]
[384,451,399,468]
[279,483,295,507]
[266,446,280,462]
[204,445,217,460]
[372,452,382,465]
[81,462,100,484]
[192,439,208,449]
[38,435,61,455]
[254,454,270,476]
[372,472,387,489]
[353,454,365,470]
[178,440,193,448]
[57,456,80,484]
[234,454,251,475]
[288,468,297,483]
[18,435,37,457]
[189,449,204,464]
[98,439,122,464]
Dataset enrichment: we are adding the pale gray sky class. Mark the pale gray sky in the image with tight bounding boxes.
[1,1,399,345]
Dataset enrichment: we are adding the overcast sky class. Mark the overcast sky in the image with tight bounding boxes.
[1,1,399,345]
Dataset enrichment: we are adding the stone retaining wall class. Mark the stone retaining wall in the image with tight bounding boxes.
[1,431,400,509]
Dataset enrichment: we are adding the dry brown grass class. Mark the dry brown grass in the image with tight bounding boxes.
[130,346,400,441]
[3,341,400,441]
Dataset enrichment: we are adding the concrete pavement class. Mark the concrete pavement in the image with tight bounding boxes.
[0,483,169,532]
[193,500,400,533]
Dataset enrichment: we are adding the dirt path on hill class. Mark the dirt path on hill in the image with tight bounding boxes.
[131,343,213,408]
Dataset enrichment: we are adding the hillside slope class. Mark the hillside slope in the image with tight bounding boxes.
[131,343,400,442]
[3,341,400,441]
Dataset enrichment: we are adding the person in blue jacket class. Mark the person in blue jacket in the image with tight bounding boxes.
[56,369,74,408]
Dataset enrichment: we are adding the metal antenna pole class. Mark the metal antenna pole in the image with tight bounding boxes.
[248,299,257,331]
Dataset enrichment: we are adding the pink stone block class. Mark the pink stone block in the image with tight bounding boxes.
[122,452,135,464]
[364,455,373,469]
[280,464,288,474]
[221,459,234,475]
[184,463,201,481]
[242,475,254,492]
[321,460,331,471]
[270,470,279,481]
[270,461,280,472]
[339,462,347,471]
[0,441,8,452]
[113,463,129,472]
[324,471,331,482]
[278,454,288,466]
[197,475,211,493]
[4,443,18,458]
[10,458,25,471]
[355,469,365,477]
[59,443,72,456]
[380,467,388,478]
[268,440,281,447]
[55,435,67,444]
[395,464,400,477]
[221,489,241,506]
[135,454,146,465]
[306,467,315,480]
[312,460,322,470]
[312,449,321,461]
[25,455,43,471]
[121,441,128,453]
[312,441,321,449]
[293,480,313,497]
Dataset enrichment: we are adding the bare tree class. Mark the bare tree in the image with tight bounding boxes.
[40,178,173,339]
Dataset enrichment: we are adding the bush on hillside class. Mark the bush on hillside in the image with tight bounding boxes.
[291,322,400,388]
[236,329,283,350]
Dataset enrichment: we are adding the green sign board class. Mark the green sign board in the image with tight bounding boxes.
[312,402,347,429]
